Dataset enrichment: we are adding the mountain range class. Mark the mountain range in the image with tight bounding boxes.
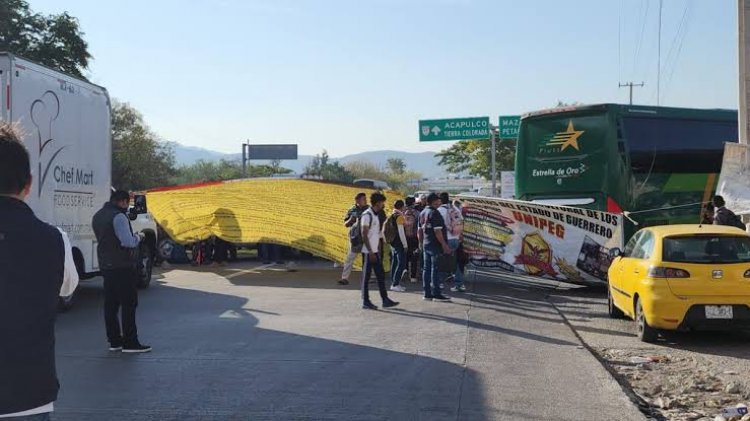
[169,143,451,178]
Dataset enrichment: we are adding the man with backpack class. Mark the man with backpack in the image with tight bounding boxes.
[418,193,452,302]
[339,193,369,286]
[360,192,399,310]
[404,197,420,283]
[383,200,409,292]
[713,195,746,230]
[437,192,465,292]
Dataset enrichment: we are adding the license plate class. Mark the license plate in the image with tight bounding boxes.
[705,305,733,319]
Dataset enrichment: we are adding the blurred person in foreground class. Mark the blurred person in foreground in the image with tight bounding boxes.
[0,123,78,420]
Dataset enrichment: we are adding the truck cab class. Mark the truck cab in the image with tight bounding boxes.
[128,194,158,288]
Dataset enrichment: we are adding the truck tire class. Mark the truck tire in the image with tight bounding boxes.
[137,242,154,289]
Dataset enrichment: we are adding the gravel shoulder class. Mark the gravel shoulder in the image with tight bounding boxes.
[546,282,750,421]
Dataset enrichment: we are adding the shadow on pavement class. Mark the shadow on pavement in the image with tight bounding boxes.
[53,281,494,421]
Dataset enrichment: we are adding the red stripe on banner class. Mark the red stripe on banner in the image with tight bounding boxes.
[514,254,557,277]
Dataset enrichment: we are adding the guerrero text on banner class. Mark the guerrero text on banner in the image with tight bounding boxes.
[146,179,403,266]
[459,196,624,285]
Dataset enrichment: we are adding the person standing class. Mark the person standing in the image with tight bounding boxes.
[403,197,420,283]
[437,193,466,292]
[418,193,452,302]
[386,200,409,292]
[360,192,399,310]
[0,124,79,420]
[92,191,151,353]
[338,193,369,285]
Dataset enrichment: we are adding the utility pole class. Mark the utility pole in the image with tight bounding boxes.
[657,0,663,105]
[490,127,498,197]
[241,140,249,177]
[619,82,645,105]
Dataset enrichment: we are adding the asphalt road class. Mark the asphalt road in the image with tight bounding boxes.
[52,261,645,421]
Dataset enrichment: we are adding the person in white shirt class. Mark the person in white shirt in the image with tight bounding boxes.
[360,192,399,310]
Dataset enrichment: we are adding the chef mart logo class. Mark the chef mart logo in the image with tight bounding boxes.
[538,120,585,154]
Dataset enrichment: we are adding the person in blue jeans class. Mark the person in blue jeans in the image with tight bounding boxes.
[437,193,466,292]
[417,193,452,302]
[387,200,409,292]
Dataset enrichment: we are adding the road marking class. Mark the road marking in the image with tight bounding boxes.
[224,263,276,279]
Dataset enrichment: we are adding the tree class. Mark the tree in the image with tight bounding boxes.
[171,159,292,185]
[436,139,516,179]
[0,0,91,78]
[304,150,354,184]
[112,101,175,190]
[386,158,406,174]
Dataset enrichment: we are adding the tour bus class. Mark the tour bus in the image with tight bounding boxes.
[353,178,390,190]
[515,104,738,236]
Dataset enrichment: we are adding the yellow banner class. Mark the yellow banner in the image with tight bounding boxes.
[146,179,402,266]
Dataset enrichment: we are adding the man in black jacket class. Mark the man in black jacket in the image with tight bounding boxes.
[713,195,746,230]
[0,123,78,420]
[92,191,151,353]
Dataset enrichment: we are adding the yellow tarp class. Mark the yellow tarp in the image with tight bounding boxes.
[146,179,403,265]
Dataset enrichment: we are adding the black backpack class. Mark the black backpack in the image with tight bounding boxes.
[349,212,373,250]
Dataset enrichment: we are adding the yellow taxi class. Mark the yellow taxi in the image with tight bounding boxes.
[607,224,750,342]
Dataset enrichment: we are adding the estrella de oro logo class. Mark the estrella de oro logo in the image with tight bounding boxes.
[543,120,585,152]
[32,90,64,196]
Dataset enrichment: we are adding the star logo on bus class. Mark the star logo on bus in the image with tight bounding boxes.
[545,120,584,151]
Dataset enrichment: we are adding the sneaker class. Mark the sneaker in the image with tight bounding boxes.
[410,278,418,283]
[382,299,399,308]
[109,345,122,352]
[390,285,406,292]
[362,302,378,310]
[450,285,466,293]
[444,275,455,284]
[122,343,152,353]
[433,295,452,302]
[337,279,349,285]
[423,296,434,301]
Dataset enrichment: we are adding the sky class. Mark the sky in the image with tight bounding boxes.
[31,0,738,157]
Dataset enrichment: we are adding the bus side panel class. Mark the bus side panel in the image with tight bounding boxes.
[10,58,111,274]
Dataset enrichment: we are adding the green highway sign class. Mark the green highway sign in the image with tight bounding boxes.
[419,117,490,142]
[498,115,521,139]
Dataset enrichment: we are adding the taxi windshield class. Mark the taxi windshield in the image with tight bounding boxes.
[663,235,750,264]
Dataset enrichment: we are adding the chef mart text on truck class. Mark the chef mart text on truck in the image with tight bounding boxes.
[0,53,157,308]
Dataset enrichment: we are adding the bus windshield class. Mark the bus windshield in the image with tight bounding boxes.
[515,111,611,209]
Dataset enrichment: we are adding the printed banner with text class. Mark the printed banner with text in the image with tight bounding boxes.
[459,196,624,285]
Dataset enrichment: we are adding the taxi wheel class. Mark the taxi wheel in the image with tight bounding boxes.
[635,298,658,343]
[607,287,625,319]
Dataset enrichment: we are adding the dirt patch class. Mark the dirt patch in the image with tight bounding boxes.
[599,348,750,420]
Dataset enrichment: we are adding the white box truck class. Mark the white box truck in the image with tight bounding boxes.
[0,53,157,309]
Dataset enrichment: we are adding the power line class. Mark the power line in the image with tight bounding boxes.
[662,1,692,101]
[632,0,651,78]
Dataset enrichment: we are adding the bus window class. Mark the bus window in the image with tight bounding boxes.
[623,117,737,173]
